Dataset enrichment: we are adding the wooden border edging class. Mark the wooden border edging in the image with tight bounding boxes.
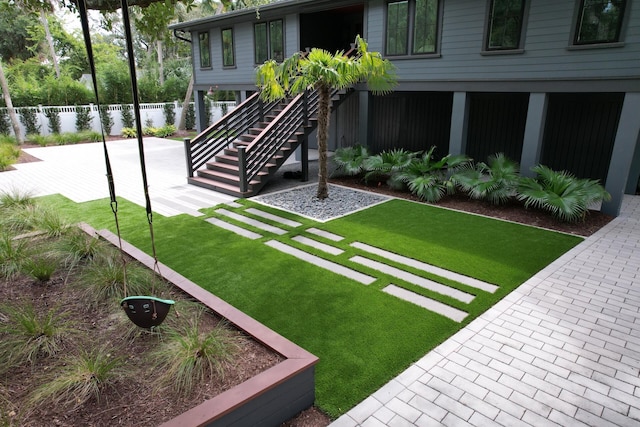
[79,224,319,427]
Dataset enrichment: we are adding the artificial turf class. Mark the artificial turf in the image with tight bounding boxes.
[44,194,583,418]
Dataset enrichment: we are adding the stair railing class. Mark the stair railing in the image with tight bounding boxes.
[183,92,280,177]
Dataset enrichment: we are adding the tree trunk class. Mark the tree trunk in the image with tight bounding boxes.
[156,40,164,86]
[316,84,331,200]
[0,60,23,144]
[41,10,60,79]
[178,75,194,130]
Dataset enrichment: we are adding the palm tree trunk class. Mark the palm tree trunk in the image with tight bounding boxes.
[0,60,23,144]
[156,40,164,85]
[316,84,331,199]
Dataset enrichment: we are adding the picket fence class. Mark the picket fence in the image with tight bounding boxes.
[1,101,236,137]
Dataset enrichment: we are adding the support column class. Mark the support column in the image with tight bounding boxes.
[520,93,548,177]
[194,90,207,133]
[602,92,640,216]
[449,92,468,155]
[358,91,371,147]
[625,134,640,194]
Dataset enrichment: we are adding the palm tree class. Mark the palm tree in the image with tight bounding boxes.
[256,35,397,199]
[0,59,22,143]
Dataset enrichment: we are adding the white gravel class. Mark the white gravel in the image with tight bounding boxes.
[252,184,390,221]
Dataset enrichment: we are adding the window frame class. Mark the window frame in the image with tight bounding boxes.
[254,19,285,64]
[483,0,527,52]
[384,0,442,58]
[199,31,211,69]
[572,0,627,46]
[221,27,235,68]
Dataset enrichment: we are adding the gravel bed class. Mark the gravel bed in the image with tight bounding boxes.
[252,184,390,221]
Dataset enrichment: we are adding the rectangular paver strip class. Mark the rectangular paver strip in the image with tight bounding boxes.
[154,197,204,217]
[350,255,475,303]
[383,285,468,322]
[205,218,262,240]
[351,242,498,293]
[266,240,375,285]
[291,235,344,255]
[306,228,344,241]
[245,208,303,227]
[216,208,287,235]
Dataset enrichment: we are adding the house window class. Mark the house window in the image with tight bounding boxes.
[254,19,284,64]
[386,0,440,56]
[574,0,626,44]
[199,32,211,68]
[486,0,526,50]
[222,28,234,67]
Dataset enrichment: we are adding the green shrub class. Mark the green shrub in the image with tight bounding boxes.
[19,108,40,135]
[121,127,136,138]
[0,302,77,371]
[152,314,239,396]
[74,106,92,132]
[0,143,20,171]
[28,347,122,410]
[0,108,10,135]
[43,107,61,134]
[517,165,611,222]
[332,144,370,176]
[397,146,471,203]
[98,105,114,135]
[0,134,17,145]
[22,254,59,282]
[153,124,176,138]
[454,153,520,205]
[78,130,102,142]
[120,104,134,128]
[52,132,83,145]
[185,103,195,130]
[0,233,29,279]
[363,148,417,189]
[163,103,176,126]
[26,133,50,147]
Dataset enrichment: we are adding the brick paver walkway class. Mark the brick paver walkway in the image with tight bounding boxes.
[331,195,640,426]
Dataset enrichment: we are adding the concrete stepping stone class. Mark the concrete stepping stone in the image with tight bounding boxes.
[306,228,344,242]
[206,218,262,240]
[383,285,468,322]
[245,208,303,227]
[154,197,203,217]
[291,235,344,256]
[350,255,475,303]
[266,241,375,285]
[351,242,498,293]
[215,209,287,235]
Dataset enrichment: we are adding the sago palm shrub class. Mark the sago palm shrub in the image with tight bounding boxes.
[397,146,471,202]
[517,165,611,222]
[454,153,520,205]
[363,148,417,189]
[331,144,370,177]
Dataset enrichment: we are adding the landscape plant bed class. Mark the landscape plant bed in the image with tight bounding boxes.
[0,223,319,426]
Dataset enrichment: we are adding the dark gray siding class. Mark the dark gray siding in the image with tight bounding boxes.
[365,0,639,87]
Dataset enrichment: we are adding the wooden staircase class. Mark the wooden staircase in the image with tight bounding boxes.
[184,88,351,198]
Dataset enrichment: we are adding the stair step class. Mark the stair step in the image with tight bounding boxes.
[188,176,254,197]
[205,162,239,173]
[216,154,239,165]
[197,169,264,186]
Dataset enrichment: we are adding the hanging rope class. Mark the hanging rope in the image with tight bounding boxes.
[118,0,162,295]
[77,0,129,296]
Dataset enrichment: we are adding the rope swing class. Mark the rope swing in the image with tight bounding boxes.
[77,0,174,329]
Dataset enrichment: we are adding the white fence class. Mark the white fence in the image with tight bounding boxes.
[1,101,236,137]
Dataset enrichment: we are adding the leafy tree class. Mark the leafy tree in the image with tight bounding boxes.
[185,103,195,130]
[256,36,397,199]
[0,108,10,135]
[0,1,35,62]
[163,102,175,126]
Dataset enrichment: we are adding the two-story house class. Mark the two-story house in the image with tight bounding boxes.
[170,0,639,217]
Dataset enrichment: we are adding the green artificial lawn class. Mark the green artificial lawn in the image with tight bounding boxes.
[44,195,583,418]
